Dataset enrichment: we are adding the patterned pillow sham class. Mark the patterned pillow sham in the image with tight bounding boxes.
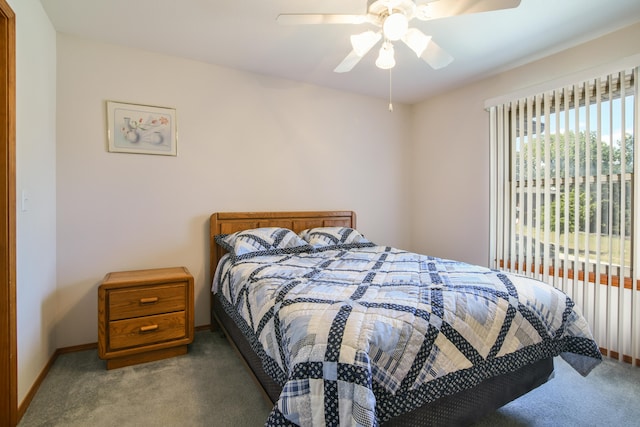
[298,227,375,249]
[215,227,311,259]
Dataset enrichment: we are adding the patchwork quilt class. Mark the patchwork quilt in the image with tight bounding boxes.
[212,245,602,427]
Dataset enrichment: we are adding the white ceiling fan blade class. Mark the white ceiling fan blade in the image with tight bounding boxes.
[334,31,381,73]
[401,28,432,57]
[350,31,382,56]
[334,50,365,73]
[415,0,521,21]
[277,14,368,25]
[420,39,454,69]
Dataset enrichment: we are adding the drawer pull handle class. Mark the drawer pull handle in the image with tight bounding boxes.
[140,324,159,333]
[139,297,159,304]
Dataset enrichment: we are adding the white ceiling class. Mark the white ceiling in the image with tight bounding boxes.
[40,0,640,104]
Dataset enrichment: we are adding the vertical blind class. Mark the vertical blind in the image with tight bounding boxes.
[489,67,639,365]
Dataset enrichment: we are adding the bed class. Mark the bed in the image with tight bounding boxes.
[209,211,601,426]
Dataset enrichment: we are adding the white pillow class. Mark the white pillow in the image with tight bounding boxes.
[216,227,311,259]
[298,227,374,249]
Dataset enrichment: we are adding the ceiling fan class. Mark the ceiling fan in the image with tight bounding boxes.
[277,0,522,73]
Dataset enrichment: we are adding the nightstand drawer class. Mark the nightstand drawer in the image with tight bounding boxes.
[109,311,186,350]
[109,283,186,320]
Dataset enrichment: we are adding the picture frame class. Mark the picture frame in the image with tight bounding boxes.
[106,101,177,156]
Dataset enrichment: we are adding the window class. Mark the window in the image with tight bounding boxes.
[489,67,639,365]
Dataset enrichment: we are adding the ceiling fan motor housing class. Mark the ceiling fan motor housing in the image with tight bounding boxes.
[367,0,419,27]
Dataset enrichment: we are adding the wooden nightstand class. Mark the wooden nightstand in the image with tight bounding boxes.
[98,266,194,369]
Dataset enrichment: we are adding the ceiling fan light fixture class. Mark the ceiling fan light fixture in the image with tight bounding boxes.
[375,42,396,70]
[403,28,431,57]
[382,12,408,41]
[350,31,382,57]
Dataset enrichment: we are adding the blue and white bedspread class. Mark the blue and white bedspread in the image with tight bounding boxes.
[212,245,601,427]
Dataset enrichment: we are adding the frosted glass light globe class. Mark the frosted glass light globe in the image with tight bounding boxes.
[383,13,408,41]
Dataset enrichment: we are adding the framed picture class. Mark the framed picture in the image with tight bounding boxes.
[106,101,177,156]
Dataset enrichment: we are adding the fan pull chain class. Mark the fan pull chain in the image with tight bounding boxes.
[388,68,393,112]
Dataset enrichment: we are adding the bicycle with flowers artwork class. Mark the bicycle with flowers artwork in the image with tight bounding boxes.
[107,101,177,156]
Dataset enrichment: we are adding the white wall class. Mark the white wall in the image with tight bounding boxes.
[10,0,57,404]
[55,34,413,347]
[410,22,640,267]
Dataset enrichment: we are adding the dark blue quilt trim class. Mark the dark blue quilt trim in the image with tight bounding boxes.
[273,280,303,375]
[487,303,517,359]
[326,305,353,362]
[398,324,439,392]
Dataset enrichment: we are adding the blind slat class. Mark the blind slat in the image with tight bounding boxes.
[618,70,627,362]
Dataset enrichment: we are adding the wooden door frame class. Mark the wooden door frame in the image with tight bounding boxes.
[0,0,16,425]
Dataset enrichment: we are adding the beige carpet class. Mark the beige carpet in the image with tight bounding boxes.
[19,330,640,426]
[19,330,272,426]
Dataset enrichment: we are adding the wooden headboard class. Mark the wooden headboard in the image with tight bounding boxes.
[209,210,356,280]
